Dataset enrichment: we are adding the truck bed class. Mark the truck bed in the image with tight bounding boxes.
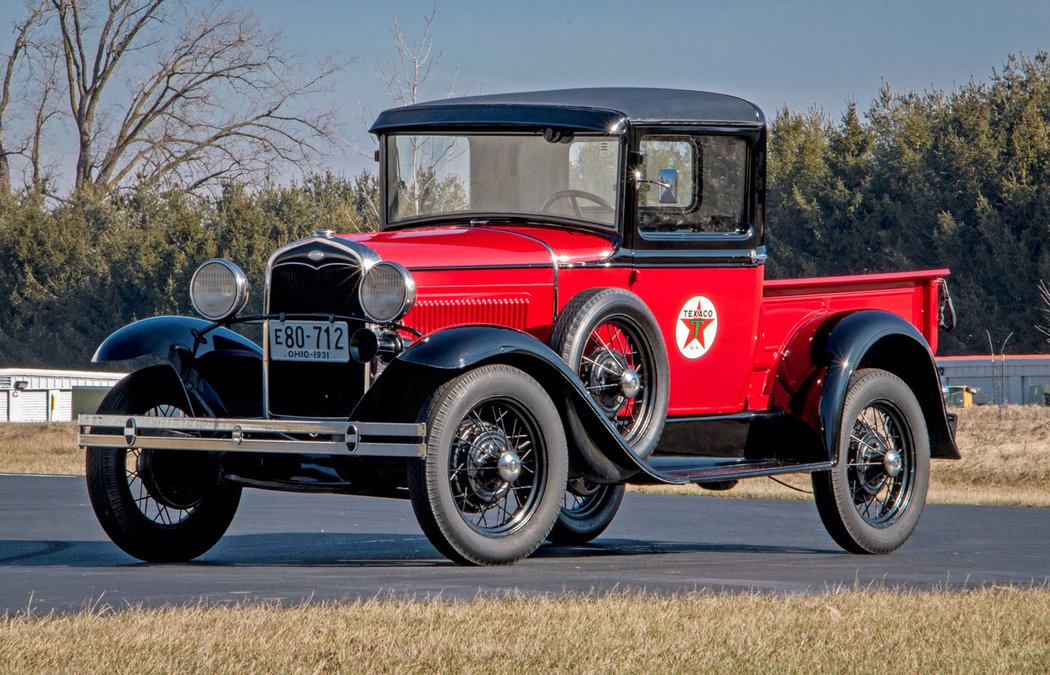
[747,269,949,410]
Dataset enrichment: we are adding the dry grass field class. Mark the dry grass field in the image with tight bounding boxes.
[2,589,1048,672]
[6,405,1049,507]
[0,422,81,476]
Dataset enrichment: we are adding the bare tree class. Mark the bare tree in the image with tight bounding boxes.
[372,8,458,110]
[52,0,342,194]
[27,52,60,191]
[346,9,465,224]
[0,1,50,194]
[366,8,465,218]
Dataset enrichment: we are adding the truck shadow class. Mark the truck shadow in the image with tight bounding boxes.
[0,533,839,568]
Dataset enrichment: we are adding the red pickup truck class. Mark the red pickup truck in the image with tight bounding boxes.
[79,88,959,566]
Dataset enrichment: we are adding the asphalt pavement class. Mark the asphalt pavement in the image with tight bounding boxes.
[1,474,1048,614]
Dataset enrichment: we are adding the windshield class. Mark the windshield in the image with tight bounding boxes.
[384,133,622,227]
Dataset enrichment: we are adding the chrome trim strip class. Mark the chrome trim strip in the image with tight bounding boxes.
[79,414,427,458]
[80,415,424,436]
[267,260,367,272]
[79,434,424,458]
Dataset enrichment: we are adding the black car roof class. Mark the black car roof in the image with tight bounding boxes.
[369,87,765,134]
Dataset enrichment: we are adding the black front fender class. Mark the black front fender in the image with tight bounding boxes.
[93,316,262,417]
[353,325,660,483]
[816,310,960,462]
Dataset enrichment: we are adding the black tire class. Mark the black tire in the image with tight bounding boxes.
[86,366,241,562]
[546,288,669,544]
[812,368,930,554]
[408,364,568,565]
[551,287,669,455]
[545,481,625,545]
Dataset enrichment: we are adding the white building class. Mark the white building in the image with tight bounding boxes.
[0,368,126,423]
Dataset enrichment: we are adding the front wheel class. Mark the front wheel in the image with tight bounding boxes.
[86,366,242,562]
[408,365,569,565]
[812,368,930,554]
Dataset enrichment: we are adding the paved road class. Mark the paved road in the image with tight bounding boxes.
[1,474,1048,613]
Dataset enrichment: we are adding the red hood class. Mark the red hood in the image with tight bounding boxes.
[345,224,616,269]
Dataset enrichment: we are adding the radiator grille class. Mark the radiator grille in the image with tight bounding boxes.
[404,296,530,335]
[267,260,366,418]
[269,264,363,317]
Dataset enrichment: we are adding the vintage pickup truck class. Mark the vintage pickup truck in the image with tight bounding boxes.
[79,88,959,565]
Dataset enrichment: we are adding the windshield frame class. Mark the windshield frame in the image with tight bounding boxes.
[378,129,626,233]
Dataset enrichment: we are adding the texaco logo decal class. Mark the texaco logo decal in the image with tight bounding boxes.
[676,296,718,359]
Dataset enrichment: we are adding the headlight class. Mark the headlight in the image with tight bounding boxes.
[189,259,249,321]
[358,261,415,323]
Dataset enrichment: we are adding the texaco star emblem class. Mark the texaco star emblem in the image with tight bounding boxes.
[675,296,718,359]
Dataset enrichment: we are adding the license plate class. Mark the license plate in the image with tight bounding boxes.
[268,320,350,363]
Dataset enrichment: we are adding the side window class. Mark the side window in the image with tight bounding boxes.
[638,134,748,236]
[638,137,696,209]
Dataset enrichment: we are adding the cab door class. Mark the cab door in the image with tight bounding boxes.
[625,127,766,415]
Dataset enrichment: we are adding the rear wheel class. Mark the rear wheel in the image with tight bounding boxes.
[547,288,669,544]
[546,478,626,545]
[86,367,241,562]
[408,365,568,565]
[812,368,930,554]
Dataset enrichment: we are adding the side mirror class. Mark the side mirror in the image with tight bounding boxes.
[658,168,678,204]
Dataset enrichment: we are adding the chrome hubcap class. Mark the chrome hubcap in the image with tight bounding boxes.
[497,450,523,482]
[883,448,903,478]
[587,349,630,414]
[620,368,641,398]
[462,428,514,505]
[579,319,653,442]
[449,399,544,535]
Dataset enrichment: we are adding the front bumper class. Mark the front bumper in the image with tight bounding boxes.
[78,414,427,458]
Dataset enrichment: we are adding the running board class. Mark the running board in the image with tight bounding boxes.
[628,456,834,486]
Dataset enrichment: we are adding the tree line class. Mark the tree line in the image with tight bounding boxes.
[3,42,1050,364]
[765,52,1050,355]
[0,172,379,365]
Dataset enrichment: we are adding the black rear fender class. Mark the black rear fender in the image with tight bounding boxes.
[352,326,656,483]
[92,316,262,418]
[811,310,960,462]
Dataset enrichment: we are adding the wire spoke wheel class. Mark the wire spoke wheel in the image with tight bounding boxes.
[123,404,199,526]
[86,366,241,562]
[448,398,546,535]
[408,364,568,565]
[580,319,654,442]
[561,479,617,518]
[846,401,914,527]
[812,368,930,555]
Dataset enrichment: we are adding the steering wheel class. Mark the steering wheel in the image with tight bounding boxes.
[541,189,614,219]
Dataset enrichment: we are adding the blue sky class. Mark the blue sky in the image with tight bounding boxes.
[4,0,1050,179]
[256,0,1050,175]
